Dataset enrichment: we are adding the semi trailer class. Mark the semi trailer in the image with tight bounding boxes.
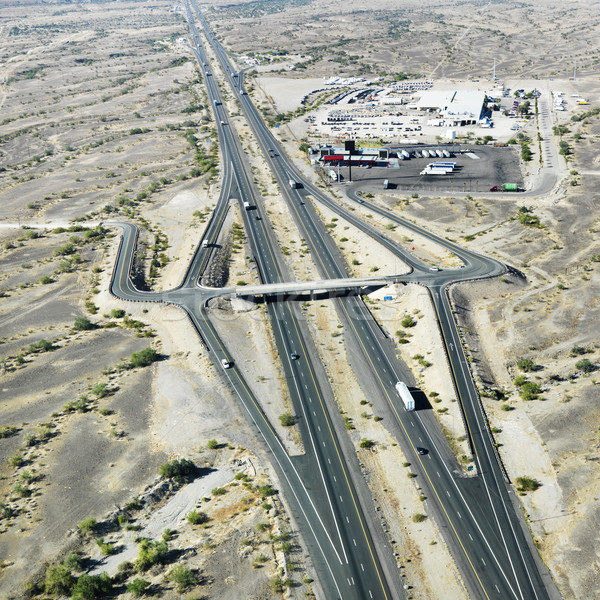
[395,381,415,411]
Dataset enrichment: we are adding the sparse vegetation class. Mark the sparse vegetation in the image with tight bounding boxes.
[279,412,296,426]
[186,510,208,525]
[159,458,196,480]
[78,517,98,535]
[516,476,541,492]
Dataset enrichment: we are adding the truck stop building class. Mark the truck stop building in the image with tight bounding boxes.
[415,90,486,126]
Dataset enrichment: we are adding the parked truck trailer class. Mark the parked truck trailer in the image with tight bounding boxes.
[395,381,415,411]
[490,183,520,192]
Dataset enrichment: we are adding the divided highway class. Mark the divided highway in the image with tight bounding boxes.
[108,4,561,600]
[187,5,559,600]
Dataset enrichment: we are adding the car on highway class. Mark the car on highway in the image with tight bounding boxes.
[290,353,300,360]
[221,358,232,369]
[416,447,428,455]
[429,266,441,271]
[220,120,225,125]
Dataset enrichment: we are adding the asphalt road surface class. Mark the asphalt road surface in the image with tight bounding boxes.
[108,4,561,600]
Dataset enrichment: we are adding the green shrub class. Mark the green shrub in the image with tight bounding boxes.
[575,358,595,373]
[517,358,535,372]
[13,483,31,497]
[186,510,208,525]
[359,438,374,449]
[71,572,112,599]
[135,539,168,572]
[159,458,195,480]
[129,347,158,368]
[74,317,95,331]
[63,552,84,571]
[44,565,75,595]
[8,454,23,468]
[516,476,541,492]
[168,564,196,592]
[412,513,426,523]
[127,579,150,597]
[78,517,97,535]
[401,315,416,328]
[257,485,276,498]
[96,537,116,555]
[207,438,218,449]
[278,412,295,426]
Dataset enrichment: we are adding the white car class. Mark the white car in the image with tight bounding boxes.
[221,358,232,369]
[429,267,441,271]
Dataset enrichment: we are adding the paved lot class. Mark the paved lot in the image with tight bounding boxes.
[326,145,523,193]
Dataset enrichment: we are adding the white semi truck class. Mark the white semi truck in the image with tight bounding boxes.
[395,381,415,411]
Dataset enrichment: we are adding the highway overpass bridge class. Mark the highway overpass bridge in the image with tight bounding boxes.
[202,274,404,302]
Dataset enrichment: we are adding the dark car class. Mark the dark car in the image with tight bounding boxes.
[416,447,428,455]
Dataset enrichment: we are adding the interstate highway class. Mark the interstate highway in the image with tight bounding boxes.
[112,4,398,599]
[187,5,559,600]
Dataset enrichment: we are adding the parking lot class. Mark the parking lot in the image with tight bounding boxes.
[326,145,523,193]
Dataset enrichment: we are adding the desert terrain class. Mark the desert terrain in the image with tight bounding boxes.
[0,1,599,599]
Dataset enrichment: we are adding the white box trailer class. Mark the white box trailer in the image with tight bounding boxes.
[401,150,410,159]
[395,381,415,411]
[421,167,453,175]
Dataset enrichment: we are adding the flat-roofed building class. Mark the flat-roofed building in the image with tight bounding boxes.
[415,90,485,125]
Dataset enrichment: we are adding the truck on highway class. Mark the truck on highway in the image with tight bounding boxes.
[289,178,297,189]
[329,169,338,181]
[243,201,251,210]
[395,381,415,411]
[383,179,390,189]
[489,183,522,192]
[213,99,219,106]
[202,239,210,249]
